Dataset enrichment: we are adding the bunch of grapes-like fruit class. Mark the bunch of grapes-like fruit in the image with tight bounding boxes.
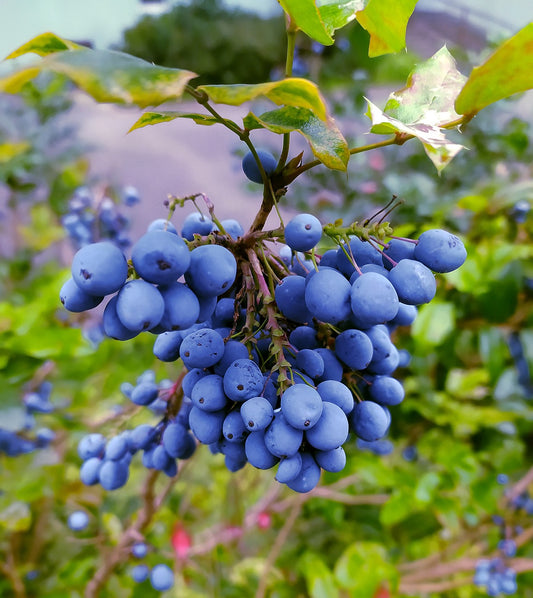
[61,182,466,493]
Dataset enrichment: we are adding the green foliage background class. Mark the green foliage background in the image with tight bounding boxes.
[1,3,533,597]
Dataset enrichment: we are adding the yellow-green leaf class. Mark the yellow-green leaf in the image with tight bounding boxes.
[455,23,533,116]
[198,78,328,121]
[245,107,349,171]
[129,111,225,133]
[0,141,30,163]
[0,501,32,532]
[0,46,197,108]
[5,32,83,59]
[356,0,418,57]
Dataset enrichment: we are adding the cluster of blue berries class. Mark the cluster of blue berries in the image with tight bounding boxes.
[61,199,466,493]
[472,474,533,596]
[129,542,174,591]
[61,185,140,249]
[474,558,517,596]
[0,382,56,457]
[77,371,194,490]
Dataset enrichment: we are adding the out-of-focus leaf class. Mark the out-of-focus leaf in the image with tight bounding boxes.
[18,204,65,251]
[412,301,455,346]
[5,32,83,59]
[0,141,30,163]
[414,472,441,504]
[0,501,31,532]
[379,490,412,526]
[129,111,225,132]
[455,23,533,116]
[0,46,197,108]
[244,107,349,170]
[334,542,398,596]
[356,0,418,57]
[198,78,328,120]
[299,552,340,598]
[445,368,490,400]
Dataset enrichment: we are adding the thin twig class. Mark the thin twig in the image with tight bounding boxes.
[255,497,304,598]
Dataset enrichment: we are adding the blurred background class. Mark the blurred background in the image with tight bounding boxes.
[1,2,533,597]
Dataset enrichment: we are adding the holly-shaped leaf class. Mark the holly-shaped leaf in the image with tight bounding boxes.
[455,22,533,116]
[384,47,467,124]
[244,107,349,171]
[366,47,467,171]
[278,0,364,46]
[1,35,197,108]
[366,100,463,171]
[198,78,328,120]
[356,0,419,57]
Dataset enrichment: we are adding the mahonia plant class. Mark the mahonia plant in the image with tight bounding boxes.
[2,3,533,596]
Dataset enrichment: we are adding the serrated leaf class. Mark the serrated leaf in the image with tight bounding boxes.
[5,32,83,59]
[356,0,418,57]
[245,107,349,170]
[0,45,197,108]
[384,46,467,124]
[366,99,463,171]
[455,23,533,116]
[198,78,328,121]
[129,111,227,132]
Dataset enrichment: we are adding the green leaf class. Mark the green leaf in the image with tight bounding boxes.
[455,23,533,116]
[0,45,197,108]
[299,552,340,598]
[414,472,441,504]
[379,489,412,526]
[129,111,226,132]
[356,0,418,57]
[0,501,32,532]
[279,0,333,45]
[411,300,455,346]
[198,78,328,120]
[365,47,467,171]
[0,141,30,163]
[278,1,364,45]
[318,1,364,33]
[334,542,398,596]
[5,32,83,59]
[245,107,349,170]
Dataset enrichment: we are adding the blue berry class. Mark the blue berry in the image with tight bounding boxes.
[68,511,89,531]
[71,242,128,296]
[150,563,174,591]
[284,213,322,251]
[242,149,277,184]
[414,229,467,273]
